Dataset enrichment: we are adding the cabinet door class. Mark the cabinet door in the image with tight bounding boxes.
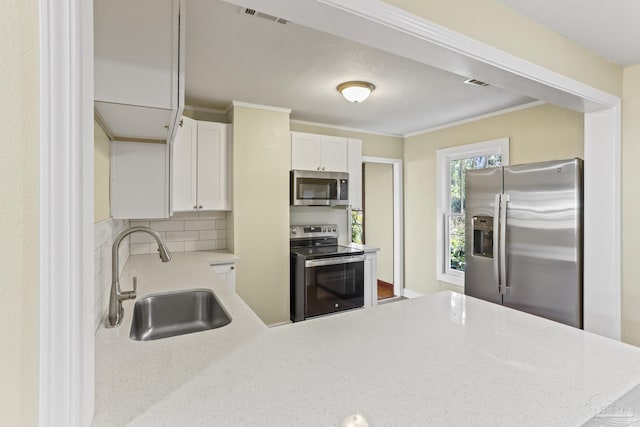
[347,138,363,209]
[320,136,348,172]
[197,122,228,210]
[111,141,170,219]
[291,132,322,170]
[94,0,177,109]
[172,116,198,211]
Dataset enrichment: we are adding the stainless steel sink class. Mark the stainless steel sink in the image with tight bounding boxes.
[130,289,231,341]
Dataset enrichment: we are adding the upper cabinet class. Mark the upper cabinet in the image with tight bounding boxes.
[291,132,348,172]
[173,117,232,211]
[291,131,362,209]
[94,0,185,144]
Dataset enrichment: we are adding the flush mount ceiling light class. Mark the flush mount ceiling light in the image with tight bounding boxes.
[337,81,375,103]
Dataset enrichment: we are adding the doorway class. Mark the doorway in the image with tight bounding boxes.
[353,156,404,301]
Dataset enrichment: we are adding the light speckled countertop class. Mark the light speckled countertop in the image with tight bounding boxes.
[94,251,640,426]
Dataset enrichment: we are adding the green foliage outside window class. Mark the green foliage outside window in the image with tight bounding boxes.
[351,210,364,244]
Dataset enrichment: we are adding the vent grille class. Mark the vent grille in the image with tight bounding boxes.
[240,7,288,25]
[464,78,490,87]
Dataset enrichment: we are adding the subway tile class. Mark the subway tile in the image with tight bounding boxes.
[215,239,227,250]
[150,220,184,232]
[185,240,216,251]
[130,243,151,255]
[216,230,227,240]
[165,241,185,253]
[170,211,199,220]
[198,210,226,220]
[198,230,217,240]
[130,231,166,244]
[129,220,150,228]
[184,220,215,231]
[215,220,227,230]
[166,230,199,242]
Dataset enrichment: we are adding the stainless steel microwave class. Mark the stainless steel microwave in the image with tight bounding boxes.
[290,170,349,206]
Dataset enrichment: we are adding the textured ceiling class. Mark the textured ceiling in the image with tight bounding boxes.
[185,0,535,136]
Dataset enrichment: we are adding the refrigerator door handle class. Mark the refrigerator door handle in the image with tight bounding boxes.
[500,193,510,295]
[493,193,501,293]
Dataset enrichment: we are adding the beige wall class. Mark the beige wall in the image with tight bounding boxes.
[0,0,40,425]
[289,122,403,158]
[364,163,394,284]
[385,0,622,96]
[622,65,640,346]
[94,120,111,223]
[404,103,584,296]
[231,106,291,325]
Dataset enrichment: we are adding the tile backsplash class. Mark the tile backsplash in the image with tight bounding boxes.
[129,211,227,255]
[94,218,130,331]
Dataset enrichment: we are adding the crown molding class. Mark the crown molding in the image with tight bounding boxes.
[231,101,292,114]
[289,119,402,138]
[404,101,546,137]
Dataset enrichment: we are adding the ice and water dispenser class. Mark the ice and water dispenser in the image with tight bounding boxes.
[472,216,494,258]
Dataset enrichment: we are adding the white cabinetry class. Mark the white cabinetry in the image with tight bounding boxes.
[173,117,231,211]
[363,251,378,307]
[212,263,236,292]
[347,138,363,210]
[291,132,348,172]
[111,141,171,219]
[94,0,185,144]
[290,131,362,209]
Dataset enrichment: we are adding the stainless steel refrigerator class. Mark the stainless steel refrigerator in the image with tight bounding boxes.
[464,158,583,328]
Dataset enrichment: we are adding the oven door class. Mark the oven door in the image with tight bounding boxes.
[304,255,365,318]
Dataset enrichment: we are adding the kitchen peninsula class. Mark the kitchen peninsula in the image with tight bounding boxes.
[94,252,640,426]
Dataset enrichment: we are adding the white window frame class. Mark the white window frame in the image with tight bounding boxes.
[436,138,510,287]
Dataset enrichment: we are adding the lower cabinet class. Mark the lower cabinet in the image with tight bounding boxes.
[212,263,236,292]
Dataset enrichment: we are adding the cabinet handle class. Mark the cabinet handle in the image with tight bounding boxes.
[317,167,321,171]
[193,206,197,210]
[198,205,203,209]
[179,118,183,128]
[322,166,325,171]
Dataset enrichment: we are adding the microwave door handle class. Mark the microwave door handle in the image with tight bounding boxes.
[493,193,501,294]
[305,255,366,268]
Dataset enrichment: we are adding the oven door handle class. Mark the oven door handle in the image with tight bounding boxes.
[304,255,366,268]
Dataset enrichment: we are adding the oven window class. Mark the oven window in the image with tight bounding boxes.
[305,261,364,318]
[297,178,337,200]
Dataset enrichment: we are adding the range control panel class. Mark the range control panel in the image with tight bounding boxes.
[290,224,338,239]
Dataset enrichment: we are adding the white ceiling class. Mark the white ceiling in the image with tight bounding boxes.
[185,0,534,136]
[498,0,640,67]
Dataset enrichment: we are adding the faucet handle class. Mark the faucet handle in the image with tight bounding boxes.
[119,276,137,301]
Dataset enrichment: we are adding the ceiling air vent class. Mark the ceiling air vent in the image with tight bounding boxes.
[464,78,490,87]
[239,7,288,25]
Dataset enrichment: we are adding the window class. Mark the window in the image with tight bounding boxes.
[436,138,509,286]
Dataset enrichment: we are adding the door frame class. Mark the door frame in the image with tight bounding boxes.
[41,0,621,424]
[362,156,404,299]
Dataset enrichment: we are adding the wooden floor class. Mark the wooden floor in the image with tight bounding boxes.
[377,280,394,300]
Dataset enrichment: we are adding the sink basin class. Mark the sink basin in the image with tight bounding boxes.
[130,289,231,341]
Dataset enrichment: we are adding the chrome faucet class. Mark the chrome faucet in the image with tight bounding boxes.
[106,226,172,328]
